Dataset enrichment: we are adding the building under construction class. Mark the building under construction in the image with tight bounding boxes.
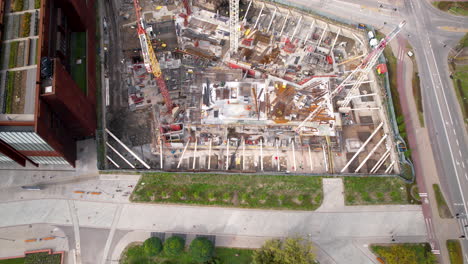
[106,0,403,175]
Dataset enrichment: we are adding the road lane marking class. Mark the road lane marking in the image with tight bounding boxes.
[457,140,459,146]
[421,23,468,220]
[425,218,433,239]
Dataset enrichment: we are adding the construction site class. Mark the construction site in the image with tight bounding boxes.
[104,0,405,174]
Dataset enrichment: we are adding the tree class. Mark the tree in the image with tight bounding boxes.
[144,237,163,256]
[164,236,185,256]
[253,237,316,264]
[189,237,215,262]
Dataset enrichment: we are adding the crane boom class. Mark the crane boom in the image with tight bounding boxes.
[295,21,406,133]
[133,0,173,112]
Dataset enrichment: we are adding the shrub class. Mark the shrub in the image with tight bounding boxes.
[189,237,214,263]
[9,42,19,68]
[13,0,24,12]
[164,236,185,257]
[22,13,32,37]
[143,237,162,256]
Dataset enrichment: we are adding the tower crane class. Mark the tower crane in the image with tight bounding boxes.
[133,0,173,113]
[295,21,406,133]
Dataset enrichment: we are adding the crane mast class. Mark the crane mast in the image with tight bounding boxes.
[133,0,173,112]
[296,21,406,133]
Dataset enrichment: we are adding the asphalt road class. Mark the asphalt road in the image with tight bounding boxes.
[286,0,468,258]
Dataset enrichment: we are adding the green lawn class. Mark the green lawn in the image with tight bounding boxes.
[433,184,453,218]
[451,64,468,124]
[433,2,468,16]
[0,258,25,264]
[120,243,253,264]
[447,240,463,264]
[371,243,437,264]
[70,32,87,94]
[131,173,323,210]
[214,248,254,264]
[343,177,408,205]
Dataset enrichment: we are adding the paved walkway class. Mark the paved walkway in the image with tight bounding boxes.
[0,174,427,264]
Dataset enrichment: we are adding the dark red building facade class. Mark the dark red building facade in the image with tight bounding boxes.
[0,0,97,167]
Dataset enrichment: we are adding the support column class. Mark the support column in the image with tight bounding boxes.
[303,19,315,45]
[260,139,264,171]
[242,137,246,171]
[341,122,383,173]
[208,138,212,170]
[291,16,302,40]
[192,138,197,169]
[267,8,277,32]
[226,139,230,170]
[317,23,328,47]
[177,140,190,168]
[253,3,265,30]
[279,11,290,37]
[292,139,297,172]
[355,134,388,172]
[370,148,390,173]
[308,145,313,171]
[330,28,341,54]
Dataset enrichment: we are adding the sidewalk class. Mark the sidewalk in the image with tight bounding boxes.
[389,38,459,263]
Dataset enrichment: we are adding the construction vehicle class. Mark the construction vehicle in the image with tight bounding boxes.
[133,0,173,112]
[296,20,407,133]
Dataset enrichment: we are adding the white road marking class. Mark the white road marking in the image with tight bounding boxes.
[457,140,460,146]
[425,218,432,239]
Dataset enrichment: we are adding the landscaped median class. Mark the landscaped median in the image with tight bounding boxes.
[131,173,323,210]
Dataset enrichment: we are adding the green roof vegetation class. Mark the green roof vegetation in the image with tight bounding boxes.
[70,32,87,94]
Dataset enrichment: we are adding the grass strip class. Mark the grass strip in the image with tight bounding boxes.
[5,71,15,114]
[433,2,468,16]
[214,248,254,264]
[371,243,437,264]
[343,177,408,205]
[451,64,468,125]
[131,173,323,210]
[447,240,463,264]
[433,184,453,218]
[9,42,19,69]
[35,0,41,9]
[0,258,25,264]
